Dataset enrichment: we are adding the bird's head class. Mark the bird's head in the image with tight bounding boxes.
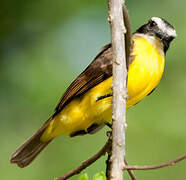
[136,17,176,52]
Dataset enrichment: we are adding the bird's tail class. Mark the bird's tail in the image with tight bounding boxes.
[10,117,52,168]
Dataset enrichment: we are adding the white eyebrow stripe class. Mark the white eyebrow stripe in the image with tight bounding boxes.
[151,17,177,37]
[166,27,177,37]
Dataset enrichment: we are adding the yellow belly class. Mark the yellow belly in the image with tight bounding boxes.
[41,36,165,141]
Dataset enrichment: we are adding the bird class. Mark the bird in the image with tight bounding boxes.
[10,17,176,168]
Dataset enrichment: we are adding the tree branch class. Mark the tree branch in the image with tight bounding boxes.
[106,134,138,180]
[124,153,186,171]
[122,3,131,67]
[55,138,112,180]
[124,159,138,180]
[108,0,129,179]
[105,132,112,179]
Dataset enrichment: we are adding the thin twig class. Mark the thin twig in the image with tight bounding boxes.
[55,138,112,180]
[106,153,112,179]
[124,153,186,171]
[122,2,131,68]
[105,132,112,179]
[124,159,138,180]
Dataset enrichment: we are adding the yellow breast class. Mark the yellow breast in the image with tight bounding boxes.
[127,35,165,107]
[41,36,165,141]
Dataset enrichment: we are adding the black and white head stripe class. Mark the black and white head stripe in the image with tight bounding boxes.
[135,17,176,53]
[151,17,177,38]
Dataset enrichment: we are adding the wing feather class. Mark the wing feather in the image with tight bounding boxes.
[55,44,113,113]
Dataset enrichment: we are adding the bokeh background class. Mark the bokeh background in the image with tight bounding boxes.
[1,0,186,179]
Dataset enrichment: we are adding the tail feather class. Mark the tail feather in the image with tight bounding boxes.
[10,118,52,168]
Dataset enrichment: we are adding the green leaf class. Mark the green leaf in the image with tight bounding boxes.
[93,172,107,180]
[78,173,89,180]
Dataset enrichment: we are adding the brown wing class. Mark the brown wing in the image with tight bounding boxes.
[54,44,113,113]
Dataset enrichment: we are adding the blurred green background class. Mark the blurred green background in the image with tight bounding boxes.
[2,0,186,179]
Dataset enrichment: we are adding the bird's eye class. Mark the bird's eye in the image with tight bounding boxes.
[149,21,156,27]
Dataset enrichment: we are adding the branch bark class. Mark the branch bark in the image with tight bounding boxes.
[108,0,129,179]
